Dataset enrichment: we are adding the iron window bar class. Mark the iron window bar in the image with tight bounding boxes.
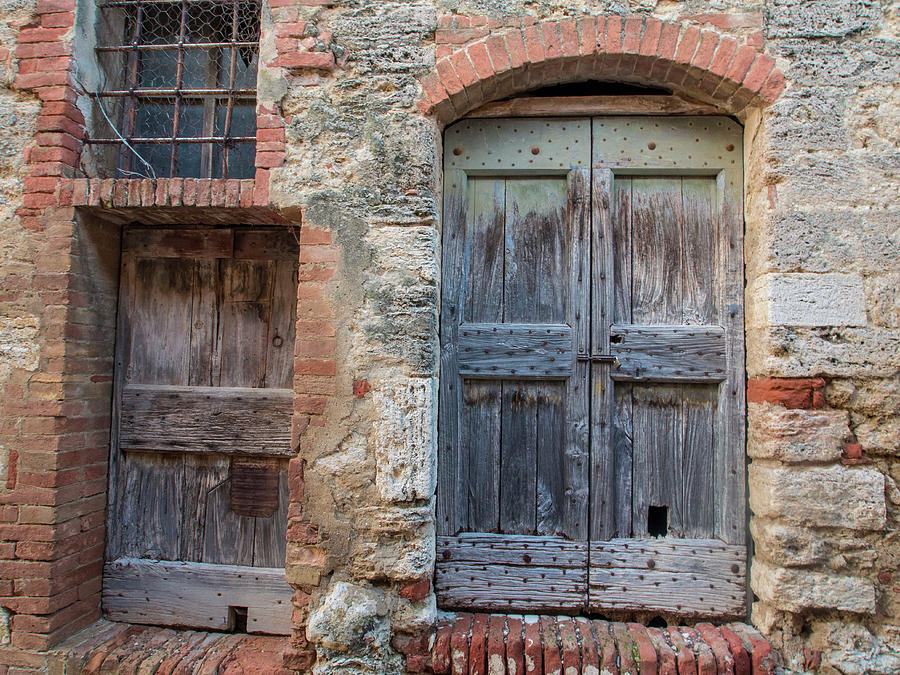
[88,136,256,143]
[96,89,255,97]
[88,0,261,179]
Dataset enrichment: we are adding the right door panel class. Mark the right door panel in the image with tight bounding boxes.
[588,117,747,618]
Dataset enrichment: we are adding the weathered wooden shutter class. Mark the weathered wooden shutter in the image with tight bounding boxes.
[103,227,297,634]
[436,119,591,612]
[437,116,747,619]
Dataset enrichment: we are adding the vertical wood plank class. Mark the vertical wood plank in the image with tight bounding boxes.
[499,383,537,533]
[631,177,683,325]
[179,456,229,561]
[219,259,275,387]
[253,466,289,567]
[118,452,184,560]
[106,249,136,560]
[560,168,589,541]
[265,258,299,389]
[465,382,502,532]
[681,178,719,539]
[611,383,634,537]
[536,384,567,536]
[437,169,468,535]
[188,257,222,387]
[590,168,622,541]
[629,177,685,538]
[681,178,718,326]
[682,386,716,537]
[717,168,747,546]
[127,257,195,385]
[465,178,505,532]
[202,477,255,566]
[631,385,684,536]
[464,178,505,324]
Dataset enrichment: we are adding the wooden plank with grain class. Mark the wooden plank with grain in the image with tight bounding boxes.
[102,558,292,635]
[119,384,293,456]
[589,538,747,617]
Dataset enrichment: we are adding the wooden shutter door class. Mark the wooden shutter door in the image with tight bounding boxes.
[436,119,591,612]
[103,227,296,634]
[589,117,747,618]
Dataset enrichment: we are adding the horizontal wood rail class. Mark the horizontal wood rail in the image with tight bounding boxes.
[119,384,294,456]
[103,558,293,634]
[465,95,722,119]
[610,324,727,382]
[457,323,573,379]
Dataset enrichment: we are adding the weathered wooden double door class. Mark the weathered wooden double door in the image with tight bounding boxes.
[436,117,747,618]
[103,227,296,634]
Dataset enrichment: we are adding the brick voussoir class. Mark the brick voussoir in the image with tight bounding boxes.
[418,16,785,115]
[433,614,779,675]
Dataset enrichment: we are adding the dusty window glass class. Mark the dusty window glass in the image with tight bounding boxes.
[90,0,260,179]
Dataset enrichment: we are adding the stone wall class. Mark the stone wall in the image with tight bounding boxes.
[0,0,897,674]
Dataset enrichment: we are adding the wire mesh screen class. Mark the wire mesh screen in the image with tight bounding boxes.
[90,0,260,179]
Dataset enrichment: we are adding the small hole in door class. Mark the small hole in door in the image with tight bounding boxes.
[230,606,249,633]
[648,616,667,628]
[648,505,668,537]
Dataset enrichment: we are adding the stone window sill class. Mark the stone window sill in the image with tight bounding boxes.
[65,178,266,210]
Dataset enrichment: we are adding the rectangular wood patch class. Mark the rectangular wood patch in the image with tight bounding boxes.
[119,384,294,456]
[230,459,280,518]
[103,558,292,634]
[609,325,726,382]
[588,537,746,617]
[457,323,573,379]
[435,533,587,612]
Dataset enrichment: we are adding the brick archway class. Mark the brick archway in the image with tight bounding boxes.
[418,16,785,121]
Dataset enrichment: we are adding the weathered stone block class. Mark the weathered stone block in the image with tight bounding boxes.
[748,402,849,463]
[373,377,437,502]
[352,504,434,581]
[751,560,876,613]
[766,0,882,38]
[749,326,900,379]
[307,582,390,652]
[813,622,900,675]
[750,519,830,567]
[0,315,40,383]
[749,465,886,530]
[750,273,867,328]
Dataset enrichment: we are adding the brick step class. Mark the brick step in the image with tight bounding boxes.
[51,620,294,674]
[431,614,778,675]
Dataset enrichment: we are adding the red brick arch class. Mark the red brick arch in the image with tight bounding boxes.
[418,15,785,121]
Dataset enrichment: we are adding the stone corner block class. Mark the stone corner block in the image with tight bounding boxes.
[749,464,886,530]
[748,402,850,463]
[352,504,435,582]
[373,377,437,503]
[755,273,867,328]
[751,560,876,614]
[307,581,390,652]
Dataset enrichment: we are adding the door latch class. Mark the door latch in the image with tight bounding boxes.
[576,352,620,367]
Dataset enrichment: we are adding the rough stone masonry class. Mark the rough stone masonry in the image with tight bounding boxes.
[0,0,898,673]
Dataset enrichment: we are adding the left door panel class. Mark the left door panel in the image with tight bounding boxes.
[103,227,297,634]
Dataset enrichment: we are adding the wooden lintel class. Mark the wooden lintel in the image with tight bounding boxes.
[465,95,722,119]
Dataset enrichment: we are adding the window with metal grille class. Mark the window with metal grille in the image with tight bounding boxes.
[89,0,260,179]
